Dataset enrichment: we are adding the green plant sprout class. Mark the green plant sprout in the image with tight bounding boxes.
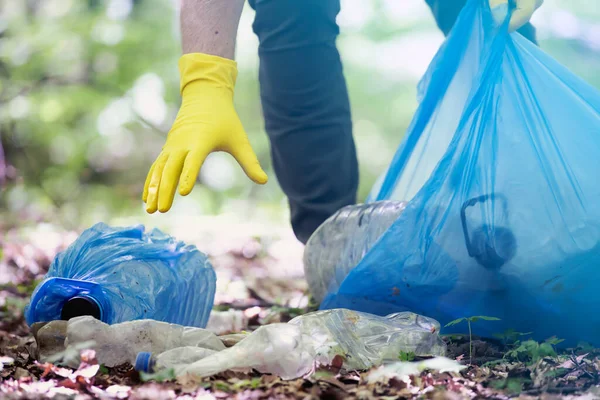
[445,316,501,364]
[139,368,176,383]
[493,329,533,346]
[398,351,416,362]
[504,336,565,364]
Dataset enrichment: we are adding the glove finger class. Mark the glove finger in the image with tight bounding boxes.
[142,160,156,203]
[158,150,187,213]
[230,140,268,185]
[179,147,211,196]
[145,152,169,214]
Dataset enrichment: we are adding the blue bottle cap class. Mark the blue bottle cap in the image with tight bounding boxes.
[135,352,154,373]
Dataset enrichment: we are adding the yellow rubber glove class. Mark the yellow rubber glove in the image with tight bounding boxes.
[143,53,268,213]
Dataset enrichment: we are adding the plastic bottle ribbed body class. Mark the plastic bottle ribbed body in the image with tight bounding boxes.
[25,223,216,328]
[303,201,407,303]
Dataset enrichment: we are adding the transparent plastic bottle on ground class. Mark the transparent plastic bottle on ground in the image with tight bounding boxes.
[63,316,225,367]
[135,308,446,380]
[289,308,446,370]
[303,201,407,303]
[25,223,217,328]
[136,346,219,375]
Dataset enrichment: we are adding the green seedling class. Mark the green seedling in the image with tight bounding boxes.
[491,377,531,395]
[214,381,231,392]
[504,336,564,364]
[232,378,262,390]
[493,329,533,346]
[139,368,176,383]
[545,336,565,346]
[574,341,594,354]
[398,351,416,362]
[445,316,501,364]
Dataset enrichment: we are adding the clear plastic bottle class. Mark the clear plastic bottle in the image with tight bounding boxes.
[25,223,217,328]
[303,201,407,303]
[136,346,219,375]
[288,308,446,370]
[137,323,314,380]
[134,308,445,380]
[64,316,225,367]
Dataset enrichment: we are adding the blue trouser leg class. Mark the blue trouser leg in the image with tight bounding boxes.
[249,0,358,244]
[248,0,537,245]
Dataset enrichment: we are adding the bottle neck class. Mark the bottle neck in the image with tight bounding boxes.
[26,277,110,325]
[61,295,104,321]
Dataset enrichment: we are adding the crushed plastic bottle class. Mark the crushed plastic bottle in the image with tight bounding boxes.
[304,201,407,303]
[205,309,248,335]
[135,308,446,380]
[136,346,219,375]
[32,320,68,362]
[25,223,216,328]
[137,323,313,380]
[62,316,225,367]
[288,308,446,369]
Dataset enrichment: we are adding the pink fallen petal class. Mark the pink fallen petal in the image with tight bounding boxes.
[73,364,100,379]
[49,386,79,396]
[54,367,73,378]
[105,384,132,399]
[80,349,98,365]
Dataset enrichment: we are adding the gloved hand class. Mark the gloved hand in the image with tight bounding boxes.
[143,53,268,214]
[490,0,543,32]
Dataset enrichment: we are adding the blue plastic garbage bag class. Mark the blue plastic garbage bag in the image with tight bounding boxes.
[321,0,600,346]
[25,223,216,328]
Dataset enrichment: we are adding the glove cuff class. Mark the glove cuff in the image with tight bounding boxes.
[178,53,239,95]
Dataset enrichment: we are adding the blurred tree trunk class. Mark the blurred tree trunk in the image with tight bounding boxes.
[0,130,17,188]
[0,133,6,186]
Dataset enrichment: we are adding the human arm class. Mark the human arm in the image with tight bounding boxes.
[143,0,267,214]
[490,0,543,32]
[181,0,244,59]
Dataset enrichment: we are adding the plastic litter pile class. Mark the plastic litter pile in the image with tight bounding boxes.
[33,309,445,380]
[21,220,446,380]
[23,0,600,383]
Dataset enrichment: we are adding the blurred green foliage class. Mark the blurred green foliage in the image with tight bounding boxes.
[1,0,599,230]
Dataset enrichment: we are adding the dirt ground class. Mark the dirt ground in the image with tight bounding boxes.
[1,223,600,399]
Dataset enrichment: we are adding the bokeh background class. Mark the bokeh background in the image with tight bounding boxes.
[1,0,600,237]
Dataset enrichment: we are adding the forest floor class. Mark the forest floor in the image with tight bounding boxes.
[1,221,600,399]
